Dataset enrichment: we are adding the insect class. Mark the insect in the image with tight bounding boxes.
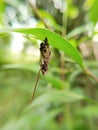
[31,37,51,101]
[40,37,51,75]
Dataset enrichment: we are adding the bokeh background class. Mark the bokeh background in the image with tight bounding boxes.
[0,0,98,130]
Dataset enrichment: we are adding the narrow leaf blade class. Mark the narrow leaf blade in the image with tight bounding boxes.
[0,28,84,68]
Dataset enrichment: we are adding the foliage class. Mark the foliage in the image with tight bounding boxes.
[0,0,98,130]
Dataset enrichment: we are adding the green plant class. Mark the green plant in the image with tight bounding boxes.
[0,0,98,130]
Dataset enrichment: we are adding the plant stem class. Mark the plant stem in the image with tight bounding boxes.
[84,67,98,82]
[28,0,51,30]
[31,69,40,102]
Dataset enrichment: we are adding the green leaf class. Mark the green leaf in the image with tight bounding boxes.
[66,23,92,39]
[35,109,62,129]
[0,28,84,68]
[77,105,98,118]
[1,63,64,89]
[29,90,85,107]
[89,0,98,24]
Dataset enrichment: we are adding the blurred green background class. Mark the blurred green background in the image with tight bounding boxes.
[0,0,98,130]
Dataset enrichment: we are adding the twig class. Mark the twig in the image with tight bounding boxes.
[31,70,40,101]
[84,67,98,82]
[28,0,51,30]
